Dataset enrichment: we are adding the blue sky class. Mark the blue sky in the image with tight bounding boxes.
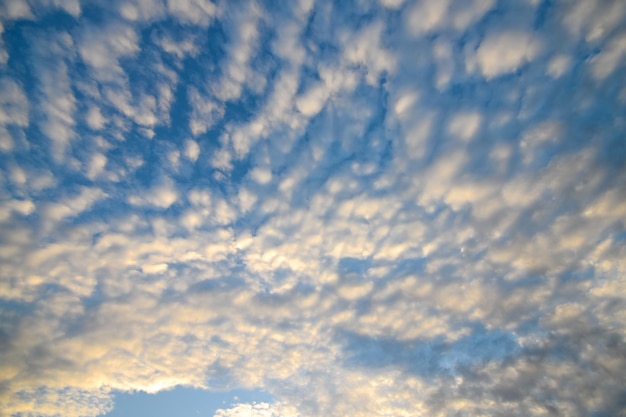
[0,0,625,416]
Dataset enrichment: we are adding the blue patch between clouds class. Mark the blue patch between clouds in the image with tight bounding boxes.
[104,387,273,417]
[338,325,521,378]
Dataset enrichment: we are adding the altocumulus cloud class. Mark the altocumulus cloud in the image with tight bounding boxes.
[1,0,626,416]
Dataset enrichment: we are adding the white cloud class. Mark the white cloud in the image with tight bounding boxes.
[118,0,165,22]
[184,139,200,162]
[393,91,419,116]
[520,120,562,151]
[405,0,494,35]
[547,54,572,78]
[249,166,272,184]
[418,150,467,207]
[341,20,397,85]
[0,77,29,127]
[563,0,625,43]
[271,21,306,66]
[86,153,108,180]
[379,0,404,9]
[448,111,482,142]
[168,149,181,170]
[591,31,626,79]
[157,33,198,59]
[128,179,179,209]
[296,84,329,117]
[86,105,106,130]
[9,164,27,186]
[31,32,76,161]
[213,3,263,101]
[188,86,223,137]
[42,187,107,228]
[29,170,57,192]
[450,0,494,31]
[432,39,454,89]
[1,387,112,417]
[214,402,299,417]
[75,22,173,132]
[78,23,139,75]
[468,31,540,78]
[49,0,81,16]
[0,199,35,222]
[0,25,6,66]
[238,187,257,213]
[388,96,433,160]
[406,0,451,35]
[0,0,33,19]
[142,262,169,274]
[167,0,217,26]
[0,126,13,151]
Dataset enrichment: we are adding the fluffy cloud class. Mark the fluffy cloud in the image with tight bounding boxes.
[184,139,201,162]
[214,402,299,417]
[167,0,217,26]
[591,30,626,79]
[468,31,541,78]
[0,78,29,151]
[29,31,77,161]
[406,0,451,35]
[406,0,494,35]
[128,178,179,209]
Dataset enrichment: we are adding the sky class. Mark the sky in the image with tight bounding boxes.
[0,0,625,416]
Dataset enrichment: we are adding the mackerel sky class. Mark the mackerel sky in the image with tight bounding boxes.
[1,0,625,416]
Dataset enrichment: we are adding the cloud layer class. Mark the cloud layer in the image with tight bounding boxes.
[1,0,625,416]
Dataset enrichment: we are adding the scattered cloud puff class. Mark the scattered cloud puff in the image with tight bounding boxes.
[214,402,299,417]
[406,0,494,35]
[128,178,179,209]
[468,31,541,78]
[0,1,625,417]
[0,78,29,151]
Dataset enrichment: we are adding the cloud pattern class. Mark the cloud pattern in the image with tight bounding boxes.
[0,0,625,416]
